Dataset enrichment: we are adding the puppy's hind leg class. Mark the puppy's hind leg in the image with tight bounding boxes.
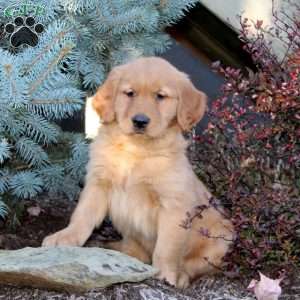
[184,237,232,280]
[101,238,151,264]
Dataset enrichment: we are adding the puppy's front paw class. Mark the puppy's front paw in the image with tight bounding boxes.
[156,268,190,288]
[156,268,177,286]
[176,272,190,289]
[42,227,82,247]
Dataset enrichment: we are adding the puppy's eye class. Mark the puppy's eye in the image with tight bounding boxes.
[124,90,135,98]
[156,93,166,101]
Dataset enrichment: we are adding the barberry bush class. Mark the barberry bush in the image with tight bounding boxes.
[190,0,300,278]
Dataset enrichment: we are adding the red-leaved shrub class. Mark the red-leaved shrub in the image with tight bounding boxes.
[189,0,300,279]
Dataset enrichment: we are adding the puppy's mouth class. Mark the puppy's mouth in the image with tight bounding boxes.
[133,128,146,135]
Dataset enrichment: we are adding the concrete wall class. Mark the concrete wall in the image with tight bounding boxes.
[200,0,294,59]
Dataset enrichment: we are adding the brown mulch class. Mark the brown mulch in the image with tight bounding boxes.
[0,197,72,250]
[0,196,121,250]
[0,196,298,300]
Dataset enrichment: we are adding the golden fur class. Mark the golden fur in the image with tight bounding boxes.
[42,57,234,288]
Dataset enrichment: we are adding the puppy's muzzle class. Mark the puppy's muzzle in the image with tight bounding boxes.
[132,114,150,133]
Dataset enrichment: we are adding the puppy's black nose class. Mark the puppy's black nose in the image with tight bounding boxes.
[132,114,150,130]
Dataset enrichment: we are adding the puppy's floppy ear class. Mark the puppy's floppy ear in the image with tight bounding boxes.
[177,75,207,131]
[92,67,122,123]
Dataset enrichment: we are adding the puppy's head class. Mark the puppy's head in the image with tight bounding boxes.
[93,57,207,137]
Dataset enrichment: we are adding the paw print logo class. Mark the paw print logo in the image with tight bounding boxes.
[5,16,44,47]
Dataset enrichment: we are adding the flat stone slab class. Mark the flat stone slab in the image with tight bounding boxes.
[0,247,157,292]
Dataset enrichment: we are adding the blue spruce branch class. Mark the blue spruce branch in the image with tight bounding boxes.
[0,0,198,217]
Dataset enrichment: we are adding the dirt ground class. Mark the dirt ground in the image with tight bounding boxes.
[0,196,121,250]
[0,196,298,300]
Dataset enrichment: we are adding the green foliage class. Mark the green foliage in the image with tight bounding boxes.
[0,17,86,218]
[0,197,8,219]
[0,139,11,164]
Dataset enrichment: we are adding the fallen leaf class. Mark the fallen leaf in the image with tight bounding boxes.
[247,272,282,300]
[27,206,42,217]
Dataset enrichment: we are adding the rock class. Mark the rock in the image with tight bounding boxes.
[140,288,182,300]
[0,247,157,292]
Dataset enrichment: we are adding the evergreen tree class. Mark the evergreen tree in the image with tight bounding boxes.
[0,0,198,218]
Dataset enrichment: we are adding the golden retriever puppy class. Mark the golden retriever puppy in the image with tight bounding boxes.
[42,57,234,288]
